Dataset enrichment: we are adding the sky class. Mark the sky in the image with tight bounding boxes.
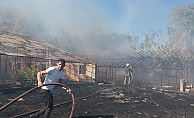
[0,0,193,41]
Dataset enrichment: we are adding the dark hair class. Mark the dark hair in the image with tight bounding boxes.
[58,59,66,65]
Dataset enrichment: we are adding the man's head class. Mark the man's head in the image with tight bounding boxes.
[56,59,66,71]
[126,63,130,67]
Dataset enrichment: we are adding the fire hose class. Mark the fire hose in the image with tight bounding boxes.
[0,83,106,118]
[0,83,74,118]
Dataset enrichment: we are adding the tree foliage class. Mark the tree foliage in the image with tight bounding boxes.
[71,29,136,55]
[167,4,194,50]
[0,7,47,39]
[137,29,165,58]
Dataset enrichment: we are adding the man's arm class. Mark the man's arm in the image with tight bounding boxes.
[130,71,133,81]
[37,71,47,87]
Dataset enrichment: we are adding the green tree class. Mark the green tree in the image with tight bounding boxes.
[138,30,164,58]
[73,29,136,55]
[0,7,48,39]
[167,4,194,50]
[21,67,38,85]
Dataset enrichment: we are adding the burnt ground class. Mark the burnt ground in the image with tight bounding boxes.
[1,82,194,118]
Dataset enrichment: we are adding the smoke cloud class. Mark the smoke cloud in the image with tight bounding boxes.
[0,0,192,55]
[0,0,169,35]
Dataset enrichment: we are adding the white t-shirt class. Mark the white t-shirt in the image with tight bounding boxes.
[41,66,64,90]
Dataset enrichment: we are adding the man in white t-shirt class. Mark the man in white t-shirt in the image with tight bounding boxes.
[30,59,71,118]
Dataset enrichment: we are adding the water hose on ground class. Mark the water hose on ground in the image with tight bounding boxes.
[0,83,75,118]
[10,88,106,118]
[0,83,106,118]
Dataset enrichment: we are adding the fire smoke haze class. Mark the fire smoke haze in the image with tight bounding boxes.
[0,0,193,54]
[1,0,192,34]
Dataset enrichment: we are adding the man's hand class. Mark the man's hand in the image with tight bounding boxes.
[62,87,72,94]
[67,89,72,94]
